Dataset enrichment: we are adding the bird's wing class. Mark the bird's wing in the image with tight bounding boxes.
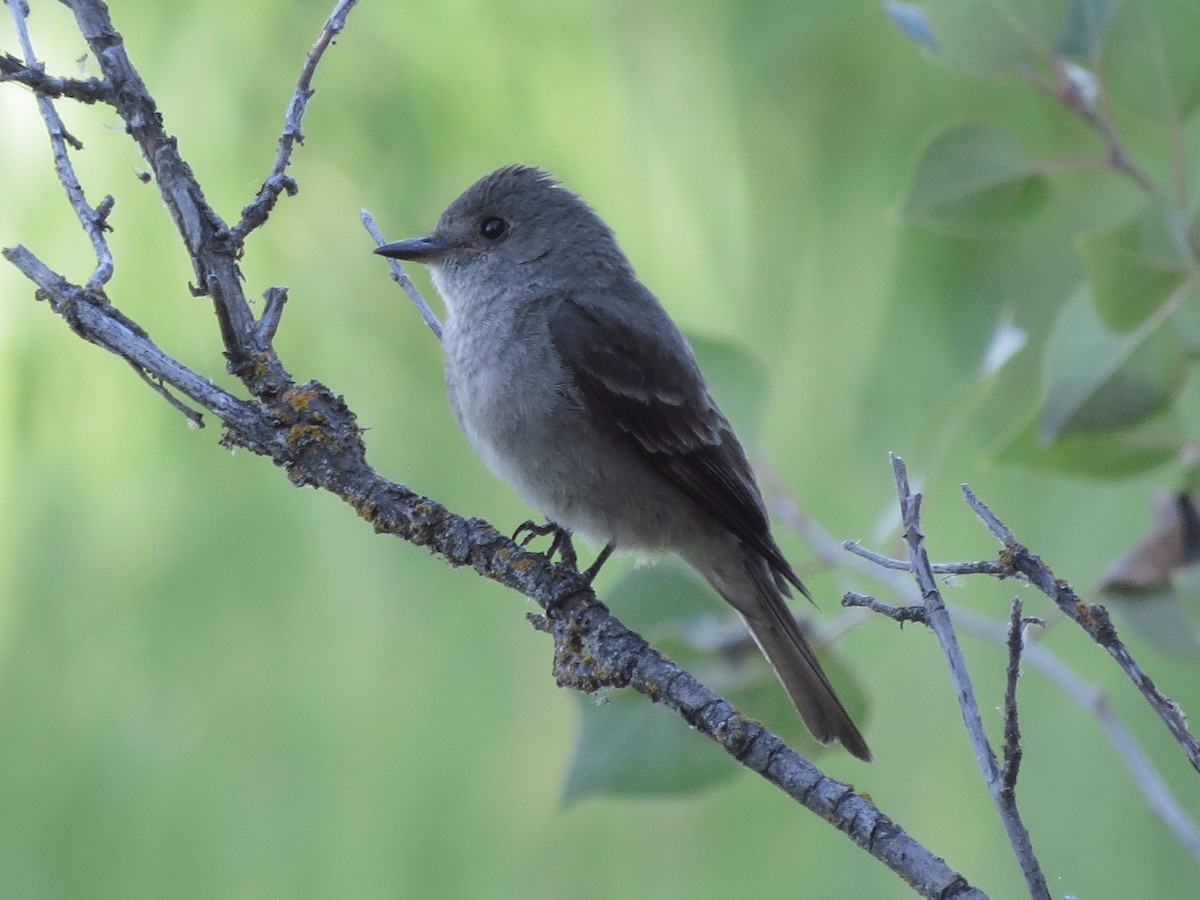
[547,291,806,598]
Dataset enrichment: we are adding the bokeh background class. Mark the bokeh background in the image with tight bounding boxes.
[2,0,1199,897]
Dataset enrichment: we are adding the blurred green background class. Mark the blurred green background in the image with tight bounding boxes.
[2,0,1199,897]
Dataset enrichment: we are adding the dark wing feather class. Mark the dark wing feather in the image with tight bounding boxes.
[548,292,806,598]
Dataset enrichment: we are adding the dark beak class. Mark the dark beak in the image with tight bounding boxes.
[374,234,458,263]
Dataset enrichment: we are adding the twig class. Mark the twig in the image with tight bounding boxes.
[233,0,360,240]
[963,484,1200,774]
[842,591,928,625]
[1001,599,1041,796]
[257,286,289,345]
[842,542,1004,577]
[2,245,256,431]
[5,0,114,290]
[362,209,444,339]
[961,606,1200,867]
[0,53,113,103]
[891,456,1050,900]
[128,362,206,428]
[1026,59,1157,195]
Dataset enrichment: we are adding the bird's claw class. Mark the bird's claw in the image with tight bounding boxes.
[512,519,579,568]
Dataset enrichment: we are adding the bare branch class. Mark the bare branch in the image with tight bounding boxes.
[842,591,928,625]
[959,603,1200,866]
[257,286,289,346]
[233,0,361,240]
[963,484,1200,773]
[767,442,1200,866]
[1001,599,1041,796]
[891,455,1050,900]
[0,52,113,103]
[362,208,444,339]
[842,541,1004,577]
[5,0,113,289]
[62,0,279,382]
[1,244,254,429]
[127,361,206,428]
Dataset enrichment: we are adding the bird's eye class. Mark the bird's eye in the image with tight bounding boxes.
[479,217,508,240]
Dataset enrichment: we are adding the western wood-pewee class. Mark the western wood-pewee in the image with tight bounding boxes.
[376,165,870,761]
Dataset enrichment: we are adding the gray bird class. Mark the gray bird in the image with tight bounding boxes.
[376,165,870,761]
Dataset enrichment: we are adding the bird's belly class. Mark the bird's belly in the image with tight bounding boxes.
[443,316,706,555]
[453,385,694,553]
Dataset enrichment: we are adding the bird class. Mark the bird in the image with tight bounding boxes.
[375,165,870,761]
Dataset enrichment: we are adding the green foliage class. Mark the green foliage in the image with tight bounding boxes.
[1104,0,1200,124]
[1039,285,1188,443]
[917,0,1070,73]
[997,412,1183,477]
[901,121,1050,231]
[897,2,1200,474]
[1078,198,1195,332]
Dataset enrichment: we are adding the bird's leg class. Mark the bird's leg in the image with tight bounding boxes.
[579,542,615,584]
[513,519,578,568]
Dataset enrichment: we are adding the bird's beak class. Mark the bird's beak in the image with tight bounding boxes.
[374,234,458,263]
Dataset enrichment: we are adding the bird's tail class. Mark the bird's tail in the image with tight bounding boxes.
[739,606,872,762]
[699,547,872,762]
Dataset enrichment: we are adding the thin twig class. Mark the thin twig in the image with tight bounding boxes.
[842,591,928,625]
[128,362,206,427]
[233,0,360,240]
[891,455,1050,900]
[5,0,114,290]
[0,52,113,103]
[1001,599,1037,796]
[1026,59,1157,195]
[257,286,289,345]
[362,209,444,339]
[961,605,1200,865]
[2,245,256,430]
[842,541,1004,577]
[963,484,1200,774]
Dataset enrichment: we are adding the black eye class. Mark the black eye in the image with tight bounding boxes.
[479,216,508,240]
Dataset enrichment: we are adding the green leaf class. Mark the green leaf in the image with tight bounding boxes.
[687,333,770,448]
[918,0,1070,73]
[902,121,1050,231]
[1077,199,1195,332]
[1039,286,1189,442]
[562,692,736,801]
[1105,0,1200,124]
[1101,588,1200,657]
[994,410,1182,477]
[1055,0,1119,60]
[603,562,719,636]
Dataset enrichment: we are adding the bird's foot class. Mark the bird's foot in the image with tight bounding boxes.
[513,519,578,569]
